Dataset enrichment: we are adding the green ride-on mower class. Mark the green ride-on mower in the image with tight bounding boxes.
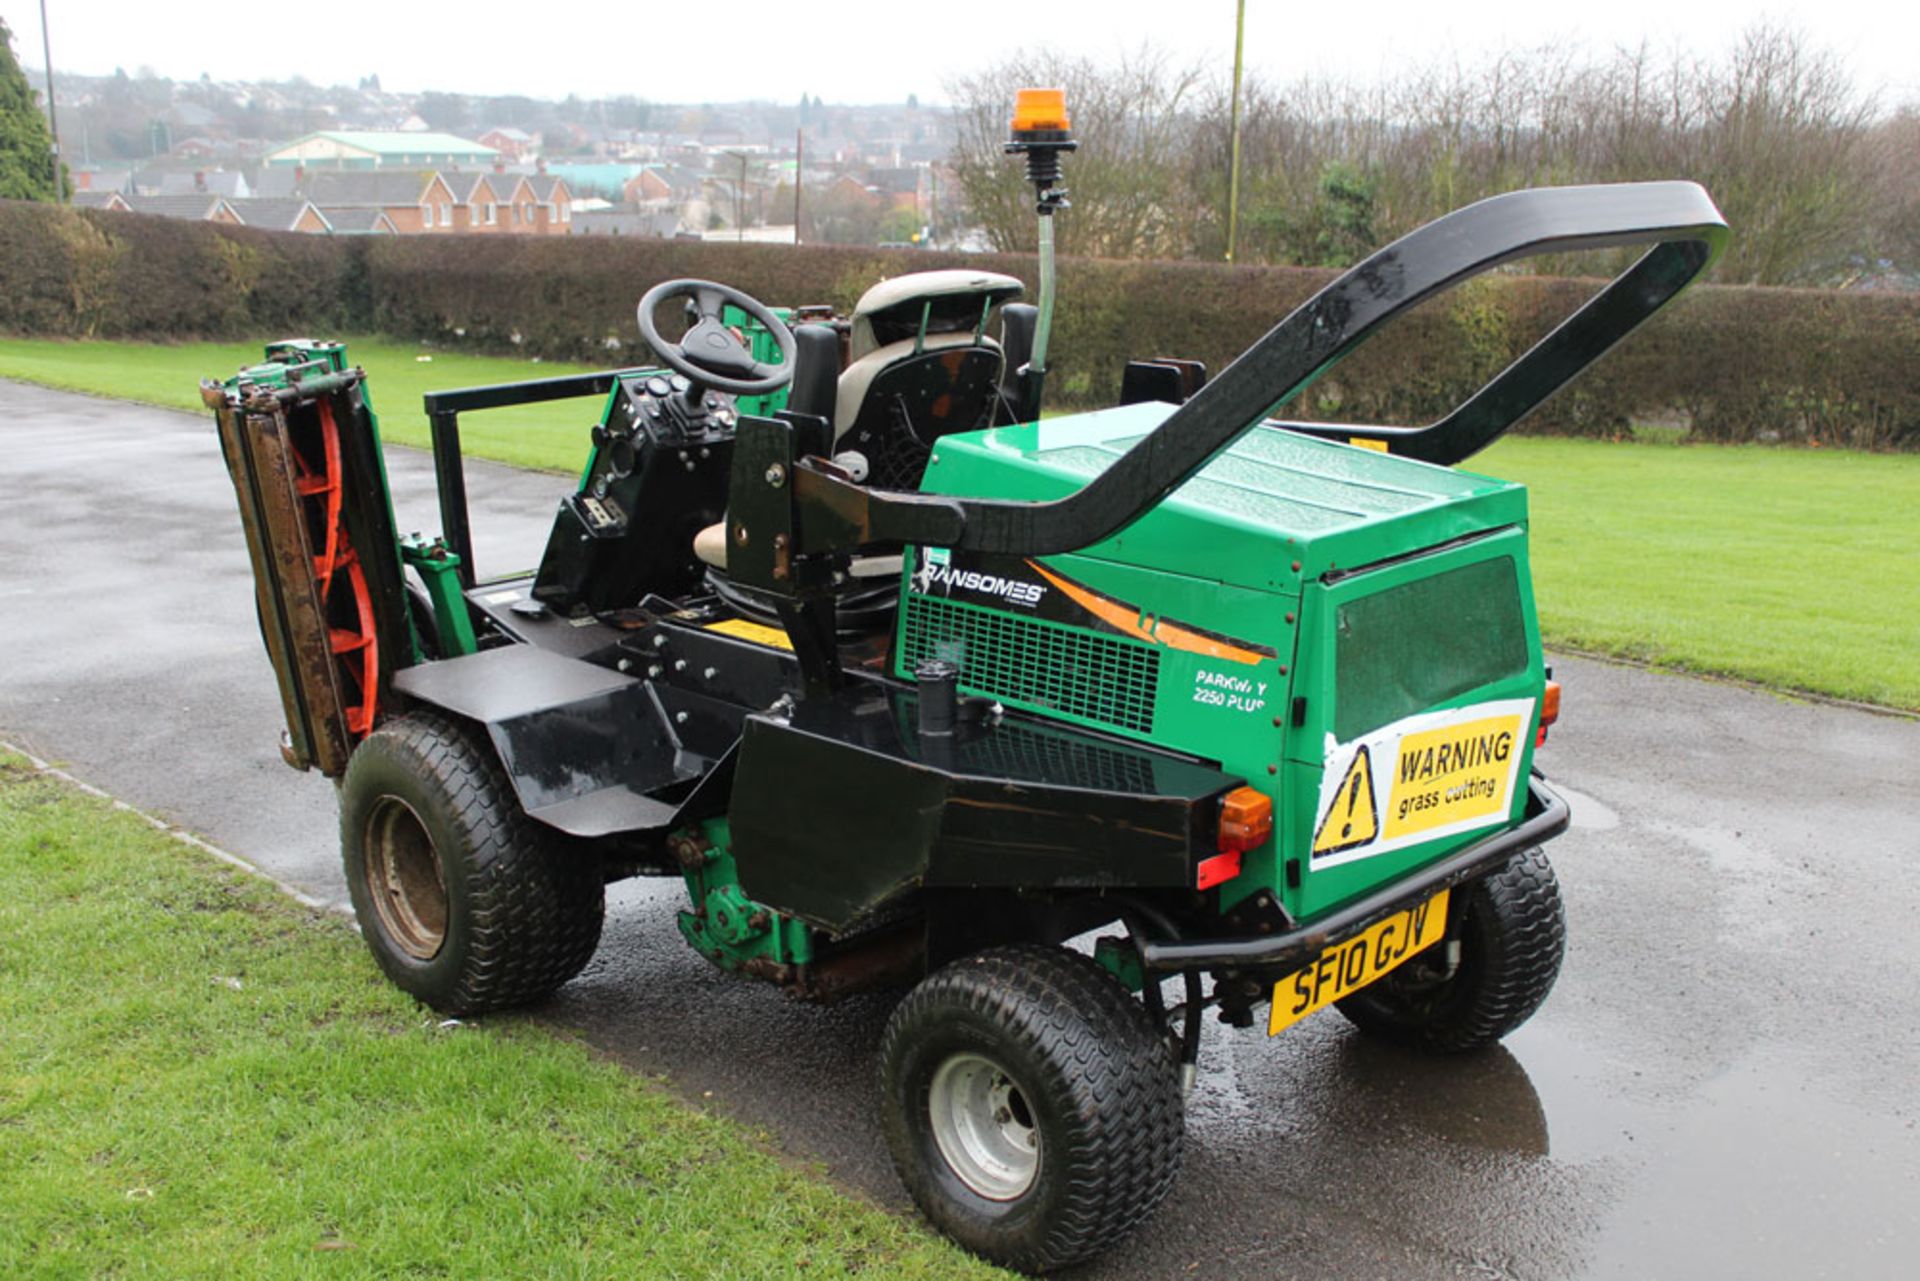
[206,90,1727,1272]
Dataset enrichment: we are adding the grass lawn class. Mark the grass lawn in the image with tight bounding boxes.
[0,335,614,472]
[0,754,1004,1280]
[1,335,1914,710]
[1479,437,1920,710]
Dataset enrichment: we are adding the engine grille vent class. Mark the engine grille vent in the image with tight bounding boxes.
[900,593,1159,735]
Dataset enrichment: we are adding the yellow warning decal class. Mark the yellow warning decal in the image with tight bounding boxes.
[1309,697,1534,869]
[1349,437,1389,452]
[1312,745,1378,856]
[1383,713,1522,841]
[703,617,794,651]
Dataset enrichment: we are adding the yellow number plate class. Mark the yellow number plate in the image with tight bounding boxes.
[1267,888,1450,1035]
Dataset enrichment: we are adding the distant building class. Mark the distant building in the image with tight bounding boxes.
[226,198,329,234]
[72,190,131,211]
[572,209,681,237]
[524,173,573,233]
[478,127,536,162]
[441,170,572,234]
[314,207,399,235]
[264,130,500,171]
[122,194,242,223]
[72,169,131,195]
[297,170,462,233]
[542,161,650,202]
[139,169,252,199]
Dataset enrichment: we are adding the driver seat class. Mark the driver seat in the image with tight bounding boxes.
[693,270,1025,575]
[832,270,1024,488]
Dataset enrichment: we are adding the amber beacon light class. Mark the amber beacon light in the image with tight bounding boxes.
[1010,87,1071,134]
[1003,88,1078,406]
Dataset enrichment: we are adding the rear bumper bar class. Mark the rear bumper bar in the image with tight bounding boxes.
[1138,774,1571,973]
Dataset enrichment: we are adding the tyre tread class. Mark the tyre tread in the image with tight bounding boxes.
[342,711,603,1014]
[880,944,1183,1273]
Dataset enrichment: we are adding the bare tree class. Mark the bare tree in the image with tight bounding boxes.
[947,47,1204,259]
[950,24,1895,287]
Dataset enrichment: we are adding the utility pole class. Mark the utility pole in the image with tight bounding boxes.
[1225,0,1246,262]
[732,150,747,241]
[793,128,803,244]
[38,0,63,202]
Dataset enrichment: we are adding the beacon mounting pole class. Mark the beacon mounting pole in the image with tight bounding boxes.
[1004,88,1076,412]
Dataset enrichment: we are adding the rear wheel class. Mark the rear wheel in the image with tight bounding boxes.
[1337,845,1565,1052]
[878,944,1184,1273]
[340,711,604,1014]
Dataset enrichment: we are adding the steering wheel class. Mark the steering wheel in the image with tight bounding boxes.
[635,278,796,397]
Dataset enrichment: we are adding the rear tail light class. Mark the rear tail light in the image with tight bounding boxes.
[1218,786,1274,852]
[1201,787,1274,889]
[1537,679,1562,745]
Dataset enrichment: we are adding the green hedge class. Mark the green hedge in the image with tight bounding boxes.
[5,198,1918,448]
[0,201,360,340]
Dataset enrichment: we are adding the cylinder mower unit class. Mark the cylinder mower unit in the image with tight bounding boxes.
[204,342,412,775]
[209,86,1732,1276]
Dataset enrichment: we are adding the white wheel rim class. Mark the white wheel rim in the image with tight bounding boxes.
[928,1052,1040,1200]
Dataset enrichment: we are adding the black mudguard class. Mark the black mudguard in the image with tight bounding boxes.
[727,683,1239,932]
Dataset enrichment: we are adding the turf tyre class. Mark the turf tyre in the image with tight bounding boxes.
[1336,845,1565,1052]
[878,944,1183,1273]
[340,711,603,1015]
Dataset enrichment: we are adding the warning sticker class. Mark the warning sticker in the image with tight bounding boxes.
[703,617,794,651]
[1312,745,1378,856]
[1309,697,1533,869]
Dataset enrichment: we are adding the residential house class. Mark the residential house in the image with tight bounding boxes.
[299,170,461,233]
[73,168,132,195]
[523,173,573,234]
[143,169,253,199]
[625,163,704,209]
[868,167,925,214]
[226,198,330,233]
[448,171,519,232]
[72,190,131,211]
[314,207,399,235]
[445,170,569,234]
[478,126,536,162]
[123,194,242,223]
[264,130,500,171]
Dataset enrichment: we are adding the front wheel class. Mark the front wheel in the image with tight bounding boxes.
[878,944,1184,1274]
[340,711,604,1015]
[1337,845,1566,1052]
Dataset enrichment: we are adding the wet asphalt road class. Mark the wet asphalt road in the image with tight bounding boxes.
[3,377,1917,1279]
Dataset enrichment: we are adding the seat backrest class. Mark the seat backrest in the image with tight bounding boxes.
[848,269,1024,362]
[834,333,1004,489]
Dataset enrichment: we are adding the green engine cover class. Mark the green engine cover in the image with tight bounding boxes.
[895,402,1548,922]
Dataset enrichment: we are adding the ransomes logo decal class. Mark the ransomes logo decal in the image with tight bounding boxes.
[913,561,1049,607]
[908,548,1277,666]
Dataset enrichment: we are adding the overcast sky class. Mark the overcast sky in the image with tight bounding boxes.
[8,1,1917,109]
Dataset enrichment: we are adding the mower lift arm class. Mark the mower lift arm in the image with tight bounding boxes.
[746,181,1728,571]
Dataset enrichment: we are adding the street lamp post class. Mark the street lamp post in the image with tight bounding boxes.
[39,0,63,203]
[1225,0,1246,262]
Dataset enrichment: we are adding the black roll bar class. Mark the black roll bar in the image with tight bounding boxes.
[420,370,628,587]
[785,181,1728,560]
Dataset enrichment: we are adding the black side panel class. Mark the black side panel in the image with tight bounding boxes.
[392,646,695,836]
[728,685,1238,931]
[532,380,734,614]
